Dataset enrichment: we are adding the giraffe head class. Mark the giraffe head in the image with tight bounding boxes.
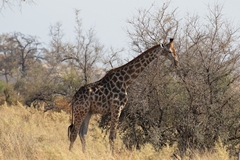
[161,38,179,66]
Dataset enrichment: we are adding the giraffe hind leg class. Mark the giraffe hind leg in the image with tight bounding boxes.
[69,123,80,151]
[69,110,88,151]
[68,124,74,140]
[69,123,78,151]
[79,112,92,152]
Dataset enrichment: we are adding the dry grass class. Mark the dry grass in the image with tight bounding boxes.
[0,103,235,160]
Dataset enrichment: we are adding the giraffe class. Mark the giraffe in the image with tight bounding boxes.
[68,38,178,153]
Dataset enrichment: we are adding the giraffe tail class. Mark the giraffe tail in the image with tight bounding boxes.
[68,99,74,140]
[68,124,74,140]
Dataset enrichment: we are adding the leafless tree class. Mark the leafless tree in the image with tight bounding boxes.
[0,32,45,105]
[126,2,179,53]
[10,32,42,77]
[42,21,82,98]
[175,3,240,155]
[0,33,15,83]
[0,0,34,12]
[62,10,104,84]
[0,32,43,79]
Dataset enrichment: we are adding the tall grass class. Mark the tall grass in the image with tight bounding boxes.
[0,103,234,160]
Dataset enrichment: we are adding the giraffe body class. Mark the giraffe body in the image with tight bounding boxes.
[68,38,178,153]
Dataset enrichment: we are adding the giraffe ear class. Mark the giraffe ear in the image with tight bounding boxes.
[160,44,165,48]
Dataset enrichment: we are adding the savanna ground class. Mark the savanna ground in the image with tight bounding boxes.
[0,102,235,160]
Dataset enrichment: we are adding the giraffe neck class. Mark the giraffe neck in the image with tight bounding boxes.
[106,44,163,87]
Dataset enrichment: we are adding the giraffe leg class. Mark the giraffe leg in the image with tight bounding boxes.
[109,106,122,154]
[79,112,92,153]
[69,118,81,151]
[69,107,89,151]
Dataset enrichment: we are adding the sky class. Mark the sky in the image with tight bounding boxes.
[1,0,240,55]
